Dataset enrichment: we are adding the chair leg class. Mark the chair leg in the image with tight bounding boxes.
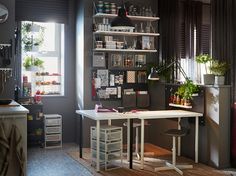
[154,136,192,175]
[172,136,176,166]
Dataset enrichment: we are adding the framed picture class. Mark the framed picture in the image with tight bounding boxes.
[135,54,146,67]
[93,52,106,68]
[124,54,134,67]
[111,54,123,68]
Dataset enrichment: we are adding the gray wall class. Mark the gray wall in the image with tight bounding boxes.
[75,0,158,147]
[0,0,15,99]
[40,0,77,143]
[0,0,77,143]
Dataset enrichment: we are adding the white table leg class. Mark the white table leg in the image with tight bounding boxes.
[195,116,199,163]
[177,117,181,156]
[96,120,100,172]
[127,119,130,161]
[140,119,145,169]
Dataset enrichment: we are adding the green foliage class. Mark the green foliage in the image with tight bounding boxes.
[195,54,212,64]
[195,54,213,74]
[23,56,44,70]
[176,79,200,100]
[21,21,45,52]
[209,60,229,76]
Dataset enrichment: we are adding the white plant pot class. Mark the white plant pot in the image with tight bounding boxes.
[26,66,39,72]
[215,76,225,85]
[203,74,215,85]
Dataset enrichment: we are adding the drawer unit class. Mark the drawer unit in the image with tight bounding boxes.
[90,125,123,170]
[44,114,62,148]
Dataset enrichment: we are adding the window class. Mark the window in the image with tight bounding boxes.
[21,21,64,97]
[180,3,211,83]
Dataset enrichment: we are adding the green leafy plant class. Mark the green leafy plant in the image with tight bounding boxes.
[176,79,200,100]
[23,56,44,70]
[195,54,213,74]
[21,22,45,52]
[209,60,229,76]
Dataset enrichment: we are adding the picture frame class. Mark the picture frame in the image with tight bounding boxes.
[135,54,146,67]
[93,52,106,68]
[111,54,123,68]
[124,54,134,67]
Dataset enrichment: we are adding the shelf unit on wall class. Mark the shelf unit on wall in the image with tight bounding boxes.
[92,4,159,101]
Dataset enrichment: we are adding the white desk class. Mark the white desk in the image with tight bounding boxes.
[76,110,137,172]
[76,110,203,171]
[135,110,203,169]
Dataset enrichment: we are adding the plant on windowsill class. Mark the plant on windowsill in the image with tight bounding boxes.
[195,54,215,85]
[23,56,44,71]
[209,60,229,85]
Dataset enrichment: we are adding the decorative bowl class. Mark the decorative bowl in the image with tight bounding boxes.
[0,99,12,105]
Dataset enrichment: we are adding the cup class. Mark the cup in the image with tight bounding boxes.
[117,106,124,113]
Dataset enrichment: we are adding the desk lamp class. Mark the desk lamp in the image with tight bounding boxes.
[148,60,189,81]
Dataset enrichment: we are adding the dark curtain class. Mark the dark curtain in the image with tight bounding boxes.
[211,0,235,91]
[158,0,181,81]
[183,0,203,59]
[211,0,236,167]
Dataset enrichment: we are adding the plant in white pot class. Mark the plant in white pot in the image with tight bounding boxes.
[209,60,229,85]
[23,56,44,71]
[196,54,214,85]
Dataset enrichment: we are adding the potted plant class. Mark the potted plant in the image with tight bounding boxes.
[175,79,200,106]
[23,56,44,71]
[196,54,215,85]
[209,60,229,85]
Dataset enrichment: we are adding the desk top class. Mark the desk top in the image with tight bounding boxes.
[76,110,203,120]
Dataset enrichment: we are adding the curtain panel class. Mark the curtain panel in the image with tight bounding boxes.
[158,0,181,81]
[211,0,235,97]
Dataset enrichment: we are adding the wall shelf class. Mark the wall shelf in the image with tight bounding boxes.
[94,31,160,37]
[93,13,160,21]
[169,103,192,109]
[94,48,157,53]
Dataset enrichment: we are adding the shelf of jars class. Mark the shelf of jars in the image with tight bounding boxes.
[93,13,160,21]
[93,31,160,37]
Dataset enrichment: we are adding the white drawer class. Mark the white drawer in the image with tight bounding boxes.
[45,118,61,126]
[46,134,61,141]
[46,126,61,134]
[91,127,122,141]
[91,150,121,161]
[91,140,121,152]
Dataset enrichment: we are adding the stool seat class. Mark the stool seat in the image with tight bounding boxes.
[164,129,188,137]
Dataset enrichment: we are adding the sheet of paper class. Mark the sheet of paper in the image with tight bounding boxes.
[97,69,109,87]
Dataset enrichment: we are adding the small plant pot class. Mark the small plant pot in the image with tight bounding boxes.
[26,66,40,72]
[184,99,191,106]
[215,76,225,85]
[203,74,215,85]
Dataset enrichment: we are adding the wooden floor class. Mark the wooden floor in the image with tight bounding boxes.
[68,143,233,176]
